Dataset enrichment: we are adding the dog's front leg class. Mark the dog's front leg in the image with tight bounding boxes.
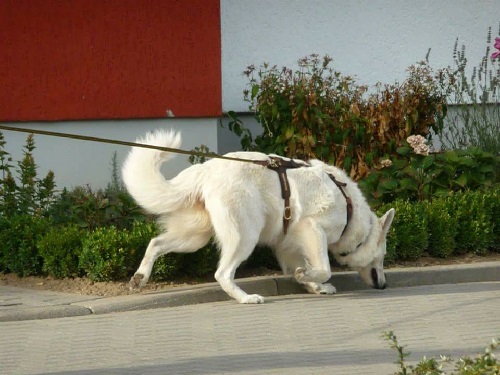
[285,219,336,295]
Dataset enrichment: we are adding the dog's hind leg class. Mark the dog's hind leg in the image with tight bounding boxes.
[130,208,212,289]
[130,229,212,289]
[129,231,210,289]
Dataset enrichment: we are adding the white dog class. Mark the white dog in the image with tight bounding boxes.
[122,130,395,304]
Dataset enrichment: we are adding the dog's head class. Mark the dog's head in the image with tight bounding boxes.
[330,208,395,290]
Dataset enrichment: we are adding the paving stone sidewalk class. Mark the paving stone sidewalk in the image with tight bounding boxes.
[1,280,499,375]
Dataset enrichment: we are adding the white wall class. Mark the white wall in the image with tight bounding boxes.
[221,0,500,111]
[1,119,218,191]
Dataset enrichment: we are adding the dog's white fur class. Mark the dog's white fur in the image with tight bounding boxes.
[122,130,395,304]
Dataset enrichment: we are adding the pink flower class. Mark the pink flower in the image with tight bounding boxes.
[492,37,500,60]
[407,135,430,155]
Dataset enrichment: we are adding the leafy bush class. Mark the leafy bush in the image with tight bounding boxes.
[151,243,219,282]
[0,215,51,276]
[385,331,499,375]
[230,54,449,180]
[359,144,499,207]
[150,254,184,281]
[491,188,500,252]
[126,220,159,271]
[48,184,146,231]
[180,244,219,278]
[244,246,280,271]
[37,225,84,278]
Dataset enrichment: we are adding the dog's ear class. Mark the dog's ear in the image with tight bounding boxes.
[379,208,395,236]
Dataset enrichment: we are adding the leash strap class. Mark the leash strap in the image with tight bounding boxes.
[253,157,305,234]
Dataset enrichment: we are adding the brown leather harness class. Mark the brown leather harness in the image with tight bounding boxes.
[253,156,352,235]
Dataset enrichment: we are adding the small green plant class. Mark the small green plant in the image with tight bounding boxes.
[0,132,56,218]
[188,144,214,164]
[37,225,84,278]
[384,331,499,374]
[0,132,16,217]
[107,151,124,193]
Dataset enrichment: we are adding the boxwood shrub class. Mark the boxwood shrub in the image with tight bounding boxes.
[450,190,494,255]
[0,215,51,276]
[37,224,84,278]
[424,198,457,258]
[380,200,428,261]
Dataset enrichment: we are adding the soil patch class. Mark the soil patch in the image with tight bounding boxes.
[1,253,499,297]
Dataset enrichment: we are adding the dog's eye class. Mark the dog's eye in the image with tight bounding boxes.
[356,242,363,249]
[339,252,348,257]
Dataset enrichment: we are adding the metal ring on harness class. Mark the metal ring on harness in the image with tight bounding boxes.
[283,206,292,220]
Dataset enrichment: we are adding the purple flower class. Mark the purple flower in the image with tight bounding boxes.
[492,37,500,60]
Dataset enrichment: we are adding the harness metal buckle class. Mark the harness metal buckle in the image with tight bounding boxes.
[269,158,279,168]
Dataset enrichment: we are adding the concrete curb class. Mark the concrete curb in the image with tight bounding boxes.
[1,261,499,322]
[0,305,92,322]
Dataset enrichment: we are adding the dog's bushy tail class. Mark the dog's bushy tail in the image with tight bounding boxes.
[122,129,186,215]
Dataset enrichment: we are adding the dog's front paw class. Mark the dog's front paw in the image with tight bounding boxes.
[240,294,265,304]
[294,267,307,281]
[129,273,147,290]
[318,283,337,295]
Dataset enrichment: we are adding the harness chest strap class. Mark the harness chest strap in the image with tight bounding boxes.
[253,157,305,234]
[326,173,353,236]
[254,157,353,235]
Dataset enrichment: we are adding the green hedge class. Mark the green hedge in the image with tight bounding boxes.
[0,215,51,276]
[378,188,499,263]
[79,221,158,282]
[37,224,84,278]
[1,188,498,280]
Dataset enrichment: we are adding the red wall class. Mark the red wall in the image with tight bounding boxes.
[0,0,221,121]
